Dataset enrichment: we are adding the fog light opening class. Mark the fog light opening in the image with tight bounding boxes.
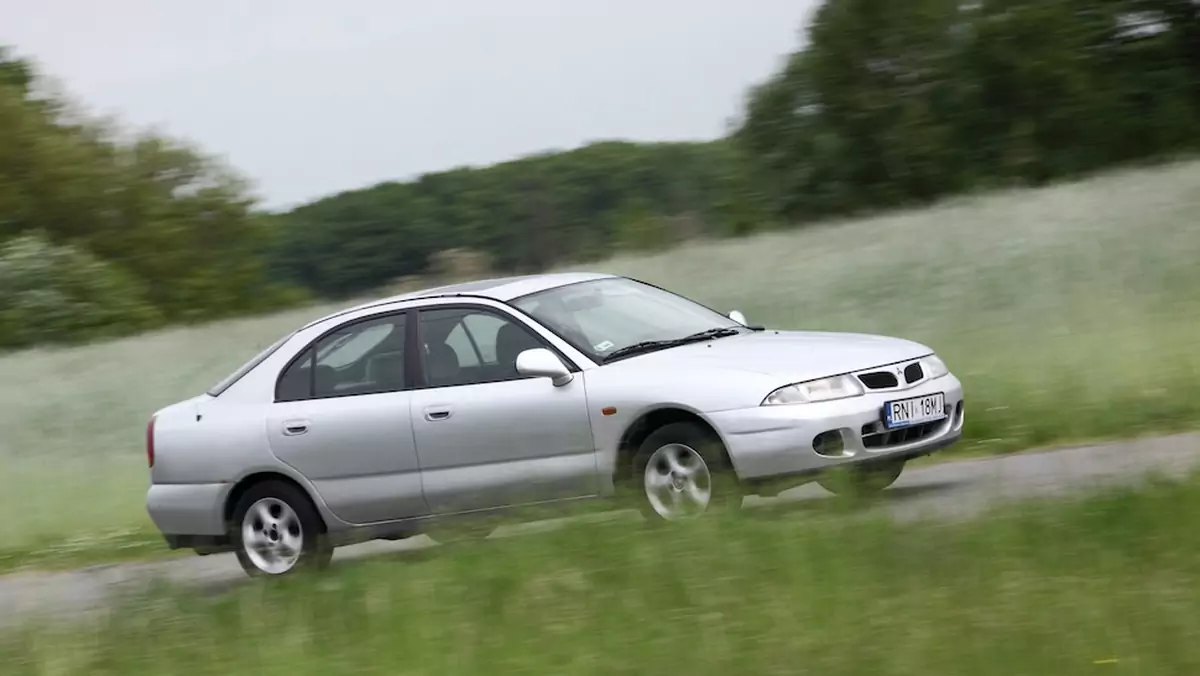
[813,430,847,457]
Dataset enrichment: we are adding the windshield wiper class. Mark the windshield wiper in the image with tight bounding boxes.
[602,327,745,363]
[678,327,744,342]
[600,339,677,363]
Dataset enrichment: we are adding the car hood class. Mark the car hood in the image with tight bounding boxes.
[609,330,932,383]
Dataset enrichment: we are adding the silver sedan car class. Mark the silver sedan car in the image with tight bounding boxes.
[145,273,964,576]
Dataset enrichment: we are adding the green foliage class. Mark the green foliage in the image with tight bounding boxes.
[270,0,1200,299]
[7,0,1200,344]
[0,233,161,349]
[0,47,33,95]
[736,0,1200,219]
[0,50,306,350]
[270,140,766,297]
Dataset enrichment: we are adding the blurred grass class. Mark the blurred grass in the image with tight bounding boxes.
[5,472,1200,675]
[593,159,1200,452]
[0,159,1198,564]
[0,461,173,573]
[0,303,346,563]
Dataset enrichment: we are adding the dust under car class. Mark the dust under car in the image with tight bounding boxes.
[145,273,965,576]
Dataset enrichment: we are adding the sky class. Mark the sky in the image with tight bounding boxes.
[2,0,816,209]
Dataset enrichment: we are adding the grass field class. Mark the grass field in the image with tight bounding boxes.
[0,159,1198,566]
[5,471,1200,675]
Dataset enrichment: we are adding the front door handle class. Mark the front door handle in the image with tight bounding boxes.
[424,407,452,422]
[282,420,310,436]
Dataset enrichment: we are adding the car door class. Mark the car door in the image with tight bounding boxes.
[410,304,597,514]
[266,311,428,525]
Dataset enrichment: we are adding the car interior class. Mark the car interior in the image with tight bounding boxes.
[419,310,544,388]
[274,309,552,401]
[275,317,407,401]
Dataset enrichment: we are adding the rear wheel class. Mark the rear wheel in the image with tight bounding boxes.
[231,480,332,577]
[630,422,743,522]
[817,459,906,497]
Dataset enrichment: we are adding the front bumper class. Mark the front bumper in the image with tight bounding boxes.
[709,374,965,480]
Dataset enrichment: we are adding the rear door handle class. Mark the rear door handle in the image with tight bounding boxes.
[424,407,452,422]
[282,420,310,436]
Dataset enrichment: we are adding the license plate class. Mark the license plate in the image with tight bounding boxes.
[883,392,946,429]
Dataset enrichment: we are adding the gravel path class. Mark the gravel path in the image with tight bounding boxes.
[3,432,1197,628]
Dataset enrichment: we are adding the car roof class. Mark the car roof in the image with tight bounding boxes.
[302,271,617,329]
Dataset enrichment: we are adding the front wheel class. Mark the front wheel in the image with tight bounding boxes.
[816,459,906,497]
[630,422,743,522]
[231,480,333,577]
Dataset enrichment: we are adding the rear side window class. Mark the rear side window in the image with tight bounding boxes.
[317,322,395,368]
[275,313,408,402]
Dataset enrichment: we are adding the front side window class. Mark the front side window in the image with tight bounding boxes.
[419,307,544,388]
[511,277,740,362]
[276,313,408,401]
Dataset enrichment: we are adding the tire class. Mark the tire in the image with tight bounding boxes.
[629,421,743,522]
[230,480,333,577]
[816,459,906,497]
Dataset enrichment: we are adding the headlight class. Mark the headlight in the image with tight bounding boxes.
[762,374,864,405]
[921,354,949,379]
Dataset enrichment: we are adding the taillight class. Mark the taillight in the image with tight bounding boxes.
[146,416,157,468]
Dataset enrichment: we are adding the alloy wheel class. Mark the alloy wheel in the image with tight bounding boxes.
[241,497,304,575]
[643,442,712,520]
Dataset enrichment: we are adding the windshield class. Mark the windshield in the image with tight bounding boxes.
[511,277,741,362]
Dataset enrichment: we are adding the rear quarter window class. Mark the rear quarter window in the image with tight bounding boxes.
[206,332,295,397]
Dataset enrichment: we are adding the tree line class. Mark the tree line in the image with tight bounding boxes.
[2,0,1198,349]
[736,0,1200,220]
[0,48,299,349]
[268,140,765,297]
[270,0,1200,297]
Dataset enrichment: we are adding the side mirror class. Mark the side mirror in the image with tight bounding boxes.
[516,348,573,387]
[728,310,748,326]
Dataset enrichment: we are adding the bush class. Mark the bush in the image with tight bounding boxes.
[0,233,162,349]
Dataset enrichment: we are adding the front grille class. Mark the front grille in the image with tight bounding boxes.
[858,371,899,389]
[860,419,942,449]
[857,360,926,390]
[903,362,924,384]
